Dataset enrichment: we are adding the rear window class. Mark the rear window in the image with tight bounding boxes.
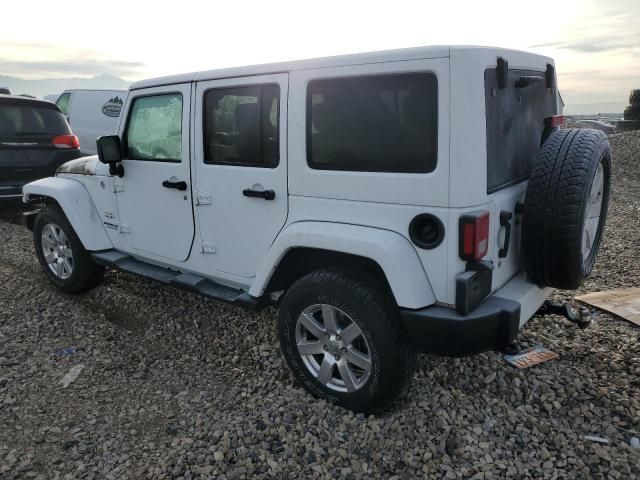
[0,103,70,137]
[307,73,438,173]
[485,68,557,192]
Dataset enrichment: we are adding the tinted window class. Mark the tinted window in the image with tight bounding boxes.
[56,93,71,115]
[0,103,70,137]
[203,84,279,167]
[485,68,556,192]
[307,73,437,173]
[125,93,183,162]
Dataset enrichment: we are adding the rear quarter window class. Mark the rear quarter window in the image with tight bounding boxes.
[307,73,438,173]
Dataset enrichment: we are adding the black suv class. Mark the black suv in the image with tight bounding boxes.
[0,95,82,199]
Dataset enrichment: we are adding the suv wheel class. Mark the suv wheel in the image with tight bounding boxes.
[33,205,105,293]
[522,128,611,289]
[278,268,414,413]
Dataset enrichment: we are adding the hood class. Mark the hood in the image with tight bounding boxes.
[56,155,101,175]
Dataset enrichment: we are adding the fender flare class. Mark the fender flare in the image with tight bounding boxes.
[22,177,112,251]
[250,222,436,309]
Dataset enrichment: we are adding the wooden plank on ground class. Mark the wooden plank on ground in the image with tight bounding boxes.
[576,288,640,327]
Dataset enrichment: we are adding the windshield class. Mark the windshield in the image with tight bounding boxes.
[0,103,70,137]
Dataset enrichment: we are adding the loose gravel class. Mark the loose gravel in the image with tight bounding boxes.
[1,132,640,479]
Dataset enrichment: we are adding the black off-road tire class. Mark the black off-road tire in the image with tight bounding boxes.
[522,128,611,290]
[33,204,105,293]
[278,268,415,413]
[629,89,640,106]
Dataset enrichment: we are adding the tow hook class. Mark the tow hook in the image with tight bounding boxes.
[535,300,592,329]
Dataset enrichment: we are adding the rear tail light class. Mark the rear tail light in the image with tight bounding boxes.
[544,115,564,128]
[459,211,490,262]
[52,134,80,149]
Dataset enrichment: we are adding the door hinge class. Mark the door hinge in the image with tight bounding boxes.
[113,182,124,193]
[201,241,216,254]
[119,224,131,233]
[196,191,211,206]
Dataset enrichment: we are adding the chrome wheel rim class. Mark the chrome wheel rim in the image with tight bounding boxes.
[41,223,73,280]
[295,304,372,393]
[582,161,604,260]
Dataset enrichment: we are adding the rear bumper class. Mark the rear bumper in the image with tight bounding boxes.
[400,273,551,356]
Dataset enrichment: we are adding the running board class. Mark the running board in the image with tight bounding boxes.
[91,251,263,310]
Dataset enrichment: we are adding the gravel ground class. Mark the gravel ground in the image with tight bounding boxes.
[1,132,640,479]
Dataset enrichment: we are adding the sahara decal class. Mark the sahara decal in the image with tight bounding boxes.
[101,96,124,117]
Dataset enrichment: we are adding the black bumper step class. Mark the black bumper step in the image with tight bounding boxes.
[91,251,262,310]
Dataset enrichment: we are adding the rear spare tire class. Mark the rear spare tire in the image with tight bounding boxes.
[522,128,611,289]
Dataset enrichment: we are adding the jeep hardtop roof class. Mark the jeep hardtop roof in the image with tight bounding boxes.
[131,45,552,90]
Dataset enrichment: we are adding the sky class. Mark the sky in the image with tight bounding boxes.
[1,0,638,105]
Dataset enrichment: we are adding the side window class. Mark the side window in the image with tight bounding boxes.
[56,93,71,116]
[203,84,279,167]
[124,93,183,162]
[307,73,438,173]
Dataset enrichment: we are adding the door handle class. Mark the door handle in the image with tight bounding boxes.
[243,188,275,200]
[162,180,187,191]
[498,210,513,258]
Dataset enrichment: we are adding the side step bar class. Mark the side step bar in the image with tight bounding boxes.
[91,250,263,310]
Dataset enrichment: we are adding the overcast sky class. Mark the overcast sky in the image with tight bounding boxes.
[1,0,638,104]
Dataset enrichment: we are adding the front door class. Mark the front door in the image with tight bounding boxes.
[115,84,194,262]
[194,74,288,278]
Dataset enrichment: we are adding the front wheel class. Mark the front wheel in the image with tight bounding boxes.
[278,268,414,413]
[33,205,105,293]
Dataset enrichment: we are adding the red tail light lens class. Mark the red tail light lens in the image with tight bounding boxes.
[52,134,80,149]
[459,211,490,261]
[544,115,564,128]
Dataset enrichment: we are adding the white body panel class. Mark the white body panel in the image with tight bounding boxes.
[249,222,436,309]
[58,90,126,155]
[22,177,112,251]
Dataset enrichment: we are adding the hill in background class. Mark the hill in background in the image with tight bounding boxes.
[0,73,129,100]
[564,101,626,116]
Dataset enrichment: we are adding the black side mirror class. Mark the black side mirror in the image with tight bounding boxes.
[97,135,124,177]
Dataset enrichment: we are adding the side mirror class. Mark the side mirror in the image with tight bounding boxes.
[96,135,124,177]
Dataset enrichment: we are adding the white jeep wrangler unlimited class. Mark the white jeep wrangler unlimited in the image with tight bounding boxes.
[23,46,611,413]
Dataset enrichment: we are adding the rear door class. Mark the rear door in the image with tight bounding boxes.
[193,74,288,278]
[484,65,557,290]
[114,84,195,262]
[0,99,79,196]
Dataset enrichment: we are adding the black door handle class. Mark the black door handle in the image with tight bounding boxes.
[162,180,187,191]
[243,188,275,200]
[498,210,513,258]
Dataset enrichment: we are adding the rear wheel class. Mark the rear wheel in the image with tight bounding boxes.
[278,268,414,413]
[33,205,105,293]
[522,128,611,289]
